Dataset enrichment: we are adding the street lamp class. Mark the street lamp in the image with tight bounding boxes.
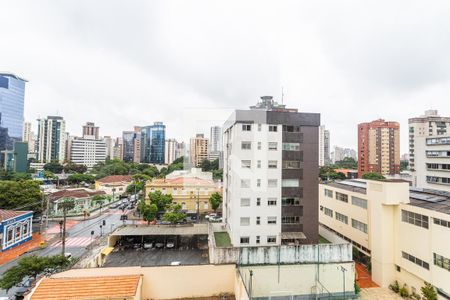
[100,225,103,237]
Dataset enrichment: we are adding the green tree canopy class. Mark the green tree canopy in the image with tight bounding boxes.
[44,161,64,174]
[334,157,358,169]
[319,166,346,181]
[0,180,42,212]
[63,162,88,174]
[0,255,71,290]
[421,282,437,300]
[362,172,386,180]
[148,190,173,212]
[138,200,158,224]
[209,192,222,212]
[162,203,186,224]
[67,173,95,184]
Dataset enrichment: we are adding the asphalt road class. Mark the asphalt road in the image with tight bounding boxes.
[0,205,130,298]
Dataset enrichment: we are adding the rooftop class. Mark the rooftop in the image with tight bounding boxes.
[48,188,106,201]
[322,180,450,215]
[96,175,132,184]
[0,210,32,222]
[148,176,216,187]
[30,275,141,300]
[0,72,28,82]
[111,224,208,236]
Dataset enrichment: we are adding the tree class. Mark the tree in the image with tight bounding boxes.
[43,170,56,180]
[64,162,87,174]
[319,166,346,181]
[421,282,437,300]
[148,190,173,212]
[0,180,42,212]
[362,172,385,180]
[0,255,70,291]
[200,159,211,171]
[334,157,358,169]
[400,160,409,172]
[44,161,64,174]
[209,192,222,212]
[140,202,158,224]
[162,203,186,223]
[67,174,95,185]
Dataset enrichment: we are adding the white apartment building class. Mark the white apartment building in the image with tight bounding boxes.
[209,125,222,161]
[69,137,107,168]
[23,121,36,154]
[319,179,450,299]
[409,110,450,191]
[318,125,330,166]
[164,139,178,165]
[223,96,320,247]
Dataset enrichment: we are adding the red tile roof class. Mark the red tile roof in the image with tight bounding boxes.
[150,176,216,187]
[49,189,106,201]
[96,175,132,184]
[0,210,32,222]
[30,275,141,300]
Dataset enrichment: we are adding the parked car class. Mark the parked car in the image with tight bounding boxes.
[209,216,222,223]
[143,242,154,249]
[155,242,164,249]
[205,213,217,220]
[166,238,176,249]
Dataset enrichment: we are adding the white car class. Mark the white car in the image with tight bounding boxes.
[209,216,222,223]
[205,213,217,220]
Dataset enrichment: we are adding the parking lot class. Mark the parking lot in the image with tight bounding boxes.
[105,224,210,267]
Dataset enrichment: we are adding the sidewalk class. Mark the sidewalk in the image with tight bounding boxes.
[356,263,379,288]
[0,234,44,265]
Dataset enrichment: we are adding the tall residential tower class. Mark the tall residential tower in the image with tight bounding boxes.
[36,116,67,163]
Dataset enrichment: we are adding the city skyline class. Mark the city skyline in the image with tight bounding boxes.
[2,1,450,152]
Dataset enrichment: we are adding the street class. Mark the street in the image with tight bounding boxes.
[0,206,128,298]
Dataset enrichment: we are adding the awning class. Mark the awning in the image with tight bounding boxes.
[101,247,114,256]
[281,232,307,240]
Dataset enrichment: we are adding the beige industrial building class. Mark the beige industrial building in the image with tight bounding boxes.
[319,179,450,299]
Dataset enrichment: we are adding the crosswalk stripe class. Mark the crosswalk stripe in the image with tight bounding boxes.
[51,237,92,248]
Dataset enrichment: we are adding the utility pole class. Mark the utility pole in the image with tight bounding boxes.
[61,207,67,256]
[196,188,200,223]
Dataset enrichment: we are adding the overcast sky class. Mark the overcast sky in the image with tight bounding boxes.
[1,0,450,152]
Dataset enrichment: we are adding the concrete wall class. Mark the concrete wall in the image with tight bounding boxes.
[319,224,348,244]
[209,243,352,265]
[51,265,236,300]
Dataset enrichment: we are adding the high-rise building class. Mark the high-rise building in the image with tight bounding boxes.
[331,146,357,164]
[209,126,222,161]
[175,141,185,161]
[358,119,400,178]
[113,137,123,160]
[190,134,209,167]
[23,121,36,155]
[164,139,178,165]
[103,136,114,159]
[223,96,320,246]
[409,110,450,190]
[36,116,67,163]
[318,126,330,166]
[133,126,141,163]
[0,73,27,164]
[82,122,99,139]
[122,131,136,162]
[140,122,165,164]
[69,122,107,168]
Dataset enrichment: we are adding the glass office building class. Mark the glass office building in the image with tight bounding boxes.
[122,131,135,162]
[0,73,26,154]
[141,122,165,164]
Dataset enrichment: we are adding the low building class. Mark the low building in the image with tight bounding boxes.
[146,173,219,214]
[319,179,450,298]
[335,169,358,179]
[0,209,33,252]
[48,189,107,217]
[95,175,132,197]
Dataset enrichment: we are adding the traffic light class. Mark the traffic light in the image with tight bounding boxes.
[102,220,106,226]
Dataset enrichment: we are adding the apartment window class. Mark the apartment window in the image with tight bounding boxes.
[282,179,299,187]
[268,142,278,151]
[282,197,300,206]
[257,179,261,187]
[268,179,278,188]
[240,217,250,226]
[256,197,261,206]
[402,251,429,270]
[241,179,251,188]
[282,143,300,151]
[267,198,277,206]
[241,141,252,150]
[401,210,429,229]
[267,216,277,224]
[257,160,261,168]
[283,160,301,169]
[268,160,278,169]
[269,125,278,132]
[282,216,300,224]
[433,253,450,271]
[240,198,250,207]
[241,160,251,168]
[240,237,250,244]
[336,212,349,224]
[336,192,349,203]
[256,236,260,244]
[256,216,261,225]
[352,219,368,233]
[257,142,261,150]
[283,125,300,132]
[352,196,367,209]
[258,124,261,131]
[242,124,251,131]
[433,217,450,228]
[324,189,333,198]
[324,207,333,217]
[267,236,277,243]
